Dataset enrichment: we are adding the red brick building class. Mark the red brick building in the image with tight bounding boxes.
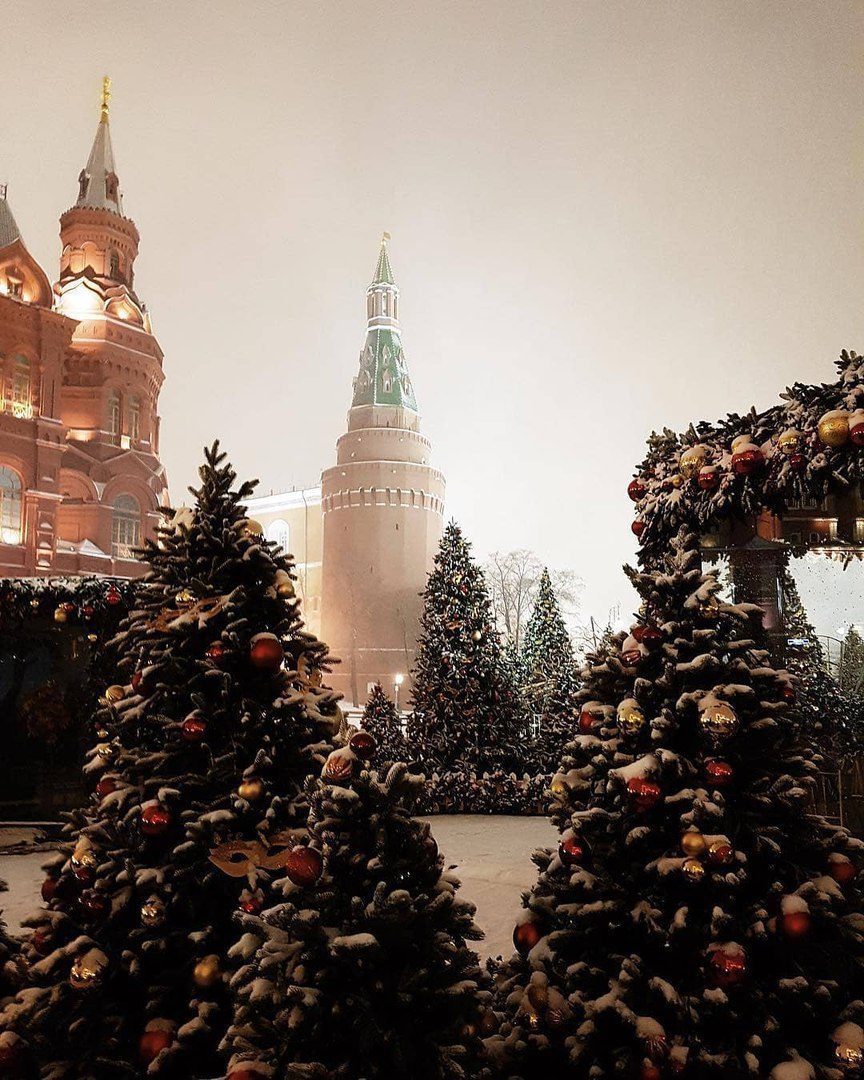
[0,81,167,578]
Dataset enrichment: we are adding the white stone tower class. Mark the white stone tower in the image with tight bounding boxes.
[321,237,445,706]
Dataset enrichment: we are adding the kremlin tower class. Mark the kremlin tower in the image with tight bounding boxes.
[0,78,167,577]
[320,237,445,705]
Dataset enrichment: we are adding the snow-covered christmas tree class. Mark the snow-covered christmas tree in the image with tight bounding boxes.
[488,527,864,1078]
[224,749,492,1079]
[360,682,406,765]
[408,521,523,775]
[0,444,342,1078]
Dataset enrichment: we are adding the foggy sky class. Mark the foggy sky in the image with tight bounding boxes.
[4,1,864,629]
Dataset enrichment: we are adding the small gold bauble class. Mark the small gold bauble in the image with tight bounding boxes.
[141,896,166,927]
[71,848,97,871]
[70,949,106,990]
[243,519,264,537]
[175,589,195,604]
[669,474,684,489]
[680,444,708,479]
[237,777,265,802]
[549,775,569,799]
[104,685,125,704]
[777,428,801,455]
[617,698,646,737]
[95,728,109,740]
[731,433,753,453]
[682,858,706,882]
[699,700,739,740]
[277,580,295,599]
[54,607,68,624]
[681,831,708,858]
[192,954,221,988]
[87,633,98,643]
[818,411,850,448]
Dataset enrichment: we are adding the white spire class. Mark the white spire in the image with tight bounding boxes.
[75,76,123,214]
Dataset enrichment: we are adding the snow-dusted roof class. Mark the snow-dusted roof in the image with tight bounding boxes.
[0,191,21,250]
[76,117,123,214]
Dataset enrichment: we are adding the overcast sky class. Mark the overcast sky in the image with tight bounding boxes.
[4,1,864,628]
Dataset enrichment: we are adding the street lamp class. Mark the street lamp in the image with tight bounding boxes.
[394,672,404,712]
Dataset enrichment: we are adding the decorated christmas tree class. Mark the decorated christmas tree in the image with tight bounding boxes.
[517,568,578,773]
[0,444,342,1078]
[223,747,492,1079]
[360,682,406,765]
[488,528,864,1078]
[408,522,524,775]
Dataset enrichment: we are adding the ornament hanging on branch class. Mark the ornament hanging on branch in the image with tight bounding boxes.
[698,697,739,741]
[249,633,284,672]
[818,410,850,447]
[69,948,108,990]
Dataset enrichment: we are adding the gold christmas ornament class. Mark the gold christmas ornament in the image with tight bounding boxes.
[104,685,125,704]
[141,896,166,927]
[54,606,68,624]
[192,954,221,988]
[71,848,97,872]
[682,858,706,883]
[237,777,265,802]
[617,698,646,737]
[669,473,684,489]
[322,748,355,783]
[777,428,802,456]
[277,579,295,599]
[699,699,739,741]
[94,743,114,762]
[549,774,569,799]
[472,629,483,642]
[679,444,708,479]
[681,831,708,858]
[175,589,195,604]
[818,410,850,448]
[88,633,98,643]
[833,1022,864,1070]
[731,433,754,453]
[70,949,107,990]
[243,519,264,537]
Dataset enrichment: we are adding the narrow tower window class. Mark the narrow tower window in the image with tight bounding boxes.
[109,250,121,279]
[107,389,121,444]
[128,395,141,442]
[266,519,291,554]
[0,466,23,544]
[112,493,141,557]
[11,355,31,418]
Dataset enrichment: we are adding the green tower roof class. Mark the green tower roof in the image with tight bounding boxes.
[373,236,395,285]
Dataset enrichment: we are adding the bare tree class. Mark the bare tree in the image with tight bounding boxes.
[484,549,582,649]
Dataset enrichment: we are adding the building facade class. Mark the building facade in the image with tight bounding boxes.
[0,81,167,578]
[247,239,445,705]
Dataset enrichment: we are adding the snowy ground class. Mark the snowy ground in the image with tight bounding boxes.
[0,816,554,960]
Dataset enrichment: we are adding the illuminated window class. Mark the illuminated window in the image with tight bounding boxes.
[107,390,121,443]
[266,518,290,553]
[109,250,121,279]
[112,494,140,557]
[6,275,22,299]
[0,466,23,544]
[128,395,141,442]
[11,355,32,417]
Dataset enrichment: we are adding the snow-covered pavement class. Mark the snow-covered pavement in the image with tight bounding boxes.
[0,815,554,961]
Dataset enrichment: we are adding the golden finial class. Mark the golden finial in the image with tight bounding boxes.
[100,76,112,122]
[381,231,391,246]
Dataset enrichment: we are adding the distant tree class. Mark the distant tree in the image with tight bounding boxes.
[839,627,864,693]
[360,682,406,764]
[484,550,580,650]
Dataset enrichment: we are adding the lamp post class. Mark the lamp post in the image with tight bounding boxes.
[394,672,404,712]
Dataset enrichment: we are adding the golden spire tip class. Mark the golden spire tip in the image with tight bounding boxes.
[382,231,391,245]
[100,76,112,122]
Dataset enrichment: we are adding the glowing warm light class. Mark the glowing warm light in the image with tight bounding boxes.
[394,673,404,686]
[120,434,131,449]
[57,280,103,318]
[1,527,21,545]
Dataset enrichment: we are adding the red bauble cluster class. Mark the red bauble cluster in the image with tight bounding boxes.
[578,709,596,734]
[131,669,152,696]
[705,759,734,788]
[708,944,747,988]
[628,478,647,502]
[513,918,543,956]
[632,623,663,647]
[789,452,807,471]
[285,846,324,888]
[348,729,377,760]
[181,714,207,743]
[106,586,122,606]
[249,635,284,672]
[140,804,171,837]
[80,889,109,919]
[698,466,719,491]
[626,777,662,812]
[240,891,264,915]
[206,641,226,663]
[558,832,591,867]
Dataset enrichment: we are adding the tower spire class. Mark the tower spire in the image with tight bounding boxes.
[100,75,111,122]
[75,75,123,214]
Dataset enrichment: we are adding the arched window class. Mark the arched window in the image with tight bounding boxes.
[266,518,290,554]
[11,355,31,418]
[0,466,23,545]
[128,395,141,442]
[107,389,121,443]
[112,494,140,558]
[109,250,121,279]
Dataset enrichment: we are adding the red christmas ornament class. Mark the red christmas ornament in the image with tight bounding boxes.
[828,857,857,886]
[707,841,734,867]
[106,586,122,606]
[82,604,95,619]
[698,466,719,491]
[732,448,764,475]
[181,715,207,743]
[140,804,171,838]
[228,1070,268,1080]
[632,624,662,646]
[131,669,152,696]
[80,890,109,919]
[705,759,734,788]
[781,684,795,703]
[708,944,747,988]
[205,641,226,663]
[249,635,284,672]
[558,832,591,867]
[285,846,324,888]
[627,478,647,502]
[348,729,377,759]
[620,648,642,667]
[96,775,118,800]
[240,892,264,915]
[139,1028,174,1065]
[74,864,94,885]
[41,877,57,903]
[789,452,807,471]
[62,602,76,614]
[851,423,864,447]
[513,918,543,956]
[631,519,646,539]
[626,777,662,812]
[31,927,52,955]
[640,1066,663,1080]
[781,910,811,939]
[578,709,596,734]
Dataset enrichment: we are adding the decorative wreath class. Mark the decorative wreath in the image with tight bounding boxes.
[629,350,864,566]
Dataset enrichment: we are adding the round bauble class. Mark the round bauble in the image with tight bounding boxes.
[617,699,646,737]
[249,634,284,672]
[106,586,122,606]
[240,891,264,915]
[322,748,355,783]
[243,519,264,537]
[698,465,720,491]
[620,635,642,667]
[632,623,663,646]
[627,478,647,502]
[833,1024,864,1070]
[181,714,207,743]
[681,831,708,858]
[680,444,708,479]
[549,774,570,799]
[140,803,171,837]
[578,709,596,734]
[626,777,662,812]
[193,954,221,988]
[237,777,265,802]
[705,758,734,788]
[682,858,706,883]
[175,589,195,604]
[54,606,68,624]
[96,776,118,799]
[699,700,739,741]
[80,889,109,919]
[708,840,734,866]
[828,856,857,886]
[69,949,107,990]
[558,831,591,867]
[789,451,807,471]
[348,729,377,760]
[818,410,850,447]
[205,641,226,663]
[40,877,57,904]
[731,433,755,453]
[707,944,747,988]
[851,423,864,447]
[631,519,645,538]
[780,909,811,939]
[732,447,764,476]
[277,580,295,599]
[669,473,684,489]
[777,428,802,455]
[104,684,125,704]
[139,1026,174,1065]
[513,918,543,956]
[285,845,324,888]
[141,896,166,928]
